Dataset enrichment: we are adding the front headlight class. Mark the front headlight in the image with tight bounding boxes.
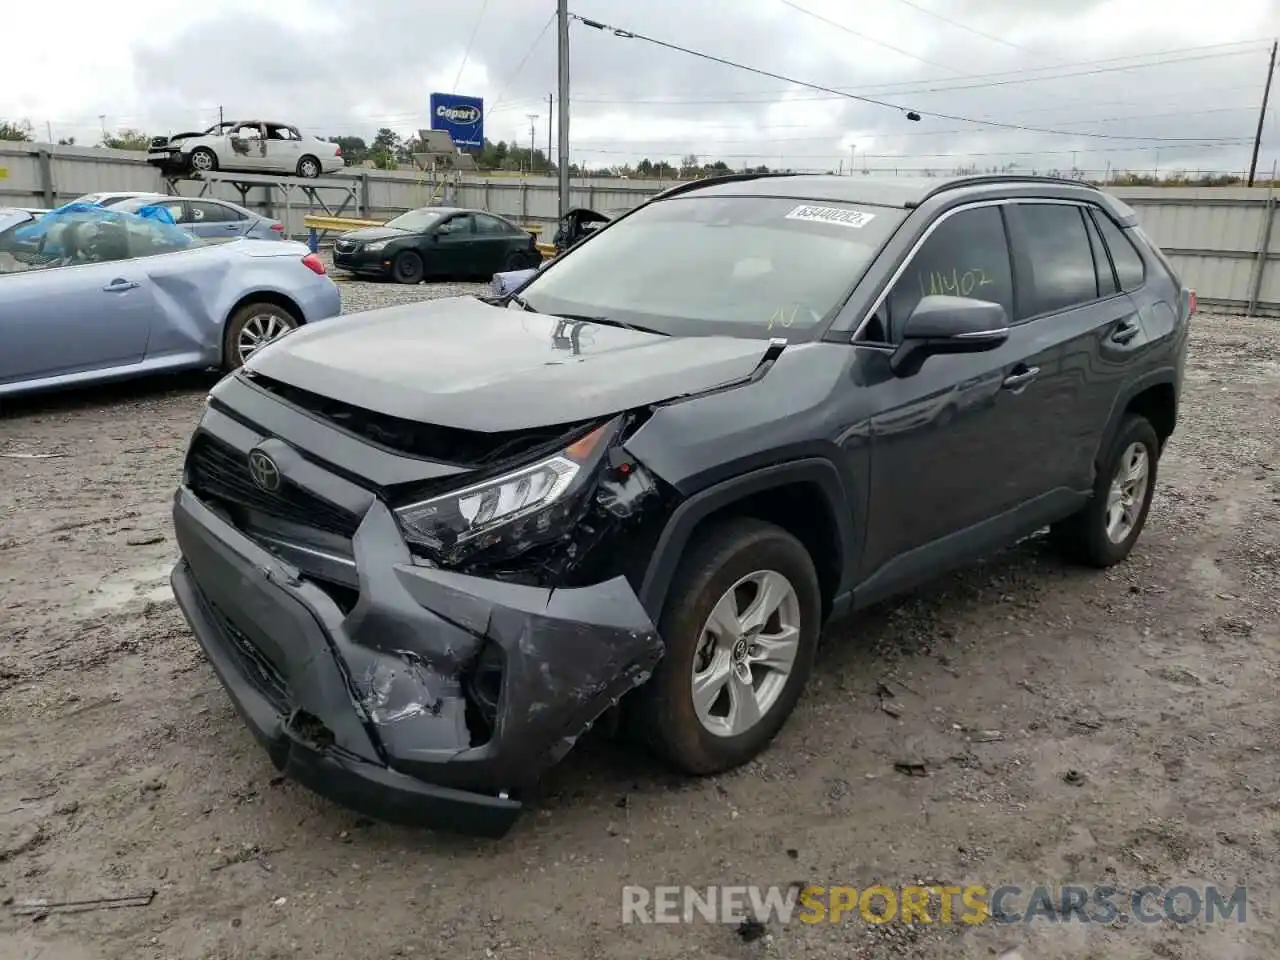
[364,239,389,252]
[395,419,619,562]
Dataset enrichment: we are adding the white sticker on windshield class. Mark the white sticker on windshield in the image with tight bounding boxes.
[785,204,876,228]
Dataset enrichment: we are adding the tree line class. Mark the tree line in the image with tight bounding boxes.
[0,119,1255,187]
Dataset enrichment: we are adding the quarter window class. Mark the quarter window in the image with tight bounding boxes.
[1091,210,1146,291]
[1083,210,1118,297]
[877,205,1014,342]
[474,213,514,236]
[1013,203,1098,317]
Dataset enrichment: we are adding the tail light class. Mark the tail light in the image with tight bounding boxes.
[270,222,284,233]
[301,253,326,275]
[334,144,343,157]
[1187,288,1197,315]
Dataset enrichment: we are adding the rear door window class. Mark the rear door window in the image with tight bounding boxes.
[1082,209,1118,297]
[1010,203,1099,318]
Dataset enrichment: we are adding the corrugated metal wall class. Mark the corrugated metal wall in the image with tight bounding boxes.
[2,144,1276,314]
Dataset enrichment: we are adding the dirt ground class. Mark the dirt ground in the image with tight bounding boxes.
[1,293,1278,960]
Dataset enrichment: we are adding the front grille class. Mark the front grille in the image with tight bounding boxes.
[242,372,587,468]
[207,598,290,712]
[187,435,361,538]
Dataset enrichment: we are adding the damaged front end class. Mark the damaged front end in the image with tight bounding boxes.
[170,395,671,836]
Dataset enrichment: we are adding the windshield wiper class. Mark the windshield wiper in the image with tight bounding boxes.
[509,294,536,312]
[561,314,668,336]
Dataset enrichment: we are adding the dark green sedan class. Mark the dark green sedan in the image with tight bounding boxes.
[332,207,542,284]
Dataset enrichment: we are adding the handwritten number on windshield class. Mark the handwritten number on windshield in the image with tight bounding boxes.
[766,304,801,331]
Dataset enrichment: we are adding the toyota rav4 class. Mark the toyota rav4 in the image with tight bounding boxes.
[170,173,1192,836]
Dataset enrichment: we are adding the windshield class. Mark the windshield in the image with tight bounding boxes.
[386,209,446,232]
[517,195,904,339]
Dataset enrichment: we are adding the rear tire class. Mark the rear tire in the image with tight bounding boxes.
[632,518,821,775]
[297,155,321,179]
[1050,414,1159,567]
[222,302,299,372]
[391,250,424,284]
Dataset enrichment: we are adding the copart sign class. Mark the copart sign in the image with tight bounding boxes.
[429,93,484,148]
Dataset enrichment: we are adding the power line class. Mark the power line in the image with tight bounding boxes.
[776,0,961,73]
[451,0,491,94]
[571,105,1256,146]
[567,46,1267,106]
[883,0,1059,58]
[487,11,557,115]
[572,142,1244,159]
[568,13,1248,142]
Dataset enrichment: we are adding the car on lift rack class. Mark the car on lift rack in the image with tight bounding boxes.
[146,120,345,180]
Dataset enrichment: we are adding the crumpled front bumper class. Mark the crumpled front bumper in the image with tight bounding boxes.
[171,487,663,837]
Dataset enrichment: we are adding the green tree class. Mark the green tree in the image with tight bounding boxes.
[327,136,368,166]
[370,127,402,169]
[101,129,150,150]
[0,119,33,142]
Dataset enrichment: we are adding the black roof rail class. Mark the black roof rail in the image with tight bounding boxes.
[649,171,807,202]
[918,174,1102,205]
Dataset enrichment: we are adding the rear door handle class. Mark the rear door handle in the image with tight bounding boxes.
[1111,318,1141,344]
[102,279,140,292]
[1002,366,1040,389]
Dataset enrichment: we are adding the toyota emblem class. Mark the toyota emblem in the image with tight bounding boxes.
[247,449,281,492]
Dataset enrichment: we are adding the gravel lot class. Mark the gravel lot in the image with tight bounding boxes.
[1,278,1278,959]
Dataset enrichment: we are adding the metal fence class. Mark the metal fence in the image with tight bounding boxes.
[1,142,1277,314]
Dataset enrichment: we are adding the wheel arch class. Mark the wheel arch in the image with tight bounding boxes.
[637,458,854,624]
[220,290,306,367]
[1094,369,1179,470]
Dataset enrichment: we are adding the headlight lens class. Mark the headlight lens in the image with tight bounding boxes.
[395,419,617,560]
[364,239,389,252]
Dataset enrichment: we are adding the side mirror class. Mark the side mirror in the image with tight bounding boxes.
[889,295,1009,376]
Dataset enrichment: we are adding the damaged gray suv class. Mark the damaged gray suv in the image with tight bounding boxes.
[171,173,1192,835]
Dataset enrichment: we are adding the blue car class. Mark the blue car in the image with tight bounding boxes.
[0,205,341,397]
[111,195,287,241]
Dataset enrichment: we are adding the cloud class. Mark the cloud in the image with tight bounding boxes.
[2,0,1278,176]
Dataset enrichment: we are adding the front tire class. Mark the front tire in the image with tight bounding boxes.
[1051,414,1160,567]
[634,518,821,775]
[222,302,299,372]
[391,250,424,284]
[189,147,218,174]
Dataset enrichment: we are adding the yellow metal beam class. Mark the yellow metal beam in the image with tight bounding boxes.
[302,214,384,232]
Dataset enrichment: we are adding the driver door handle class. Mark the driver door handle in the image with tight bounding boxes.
[1002,366,1040,389]
[102,279,140,292]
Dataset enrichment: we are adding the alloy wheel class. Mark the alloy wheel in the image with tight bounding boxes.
[1105,441,1150,543]
[691,570,802,738]
[236,312,293,365]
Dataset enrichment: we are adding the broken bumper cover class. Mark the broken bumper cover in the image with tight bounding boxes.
[170,487,663,836]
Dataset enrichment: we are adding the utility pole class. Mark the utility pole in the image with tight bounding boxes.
[557,0,570,215]
[527,114,538,173]
[219,105,224,126]
[1248,40,1277,187]
[547,93,554,175]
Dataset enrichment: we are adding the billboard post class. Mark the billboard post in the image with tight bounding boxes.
[429,93,484,150]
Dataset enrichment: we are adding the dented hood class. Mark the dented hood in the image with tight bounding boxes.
[244,296,771,432]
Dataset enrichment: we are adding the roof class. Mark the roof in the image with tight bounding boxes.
[657,172,1119,212]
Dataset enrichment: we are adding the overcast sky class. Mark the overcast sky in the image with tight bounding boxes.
[3,0,1279,177]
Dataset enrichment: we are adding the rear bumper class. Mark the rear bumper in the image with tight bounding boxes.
[171,461,662,834]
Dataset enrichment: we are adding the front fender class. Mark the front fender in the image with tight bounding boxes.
[634,458,854,622]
